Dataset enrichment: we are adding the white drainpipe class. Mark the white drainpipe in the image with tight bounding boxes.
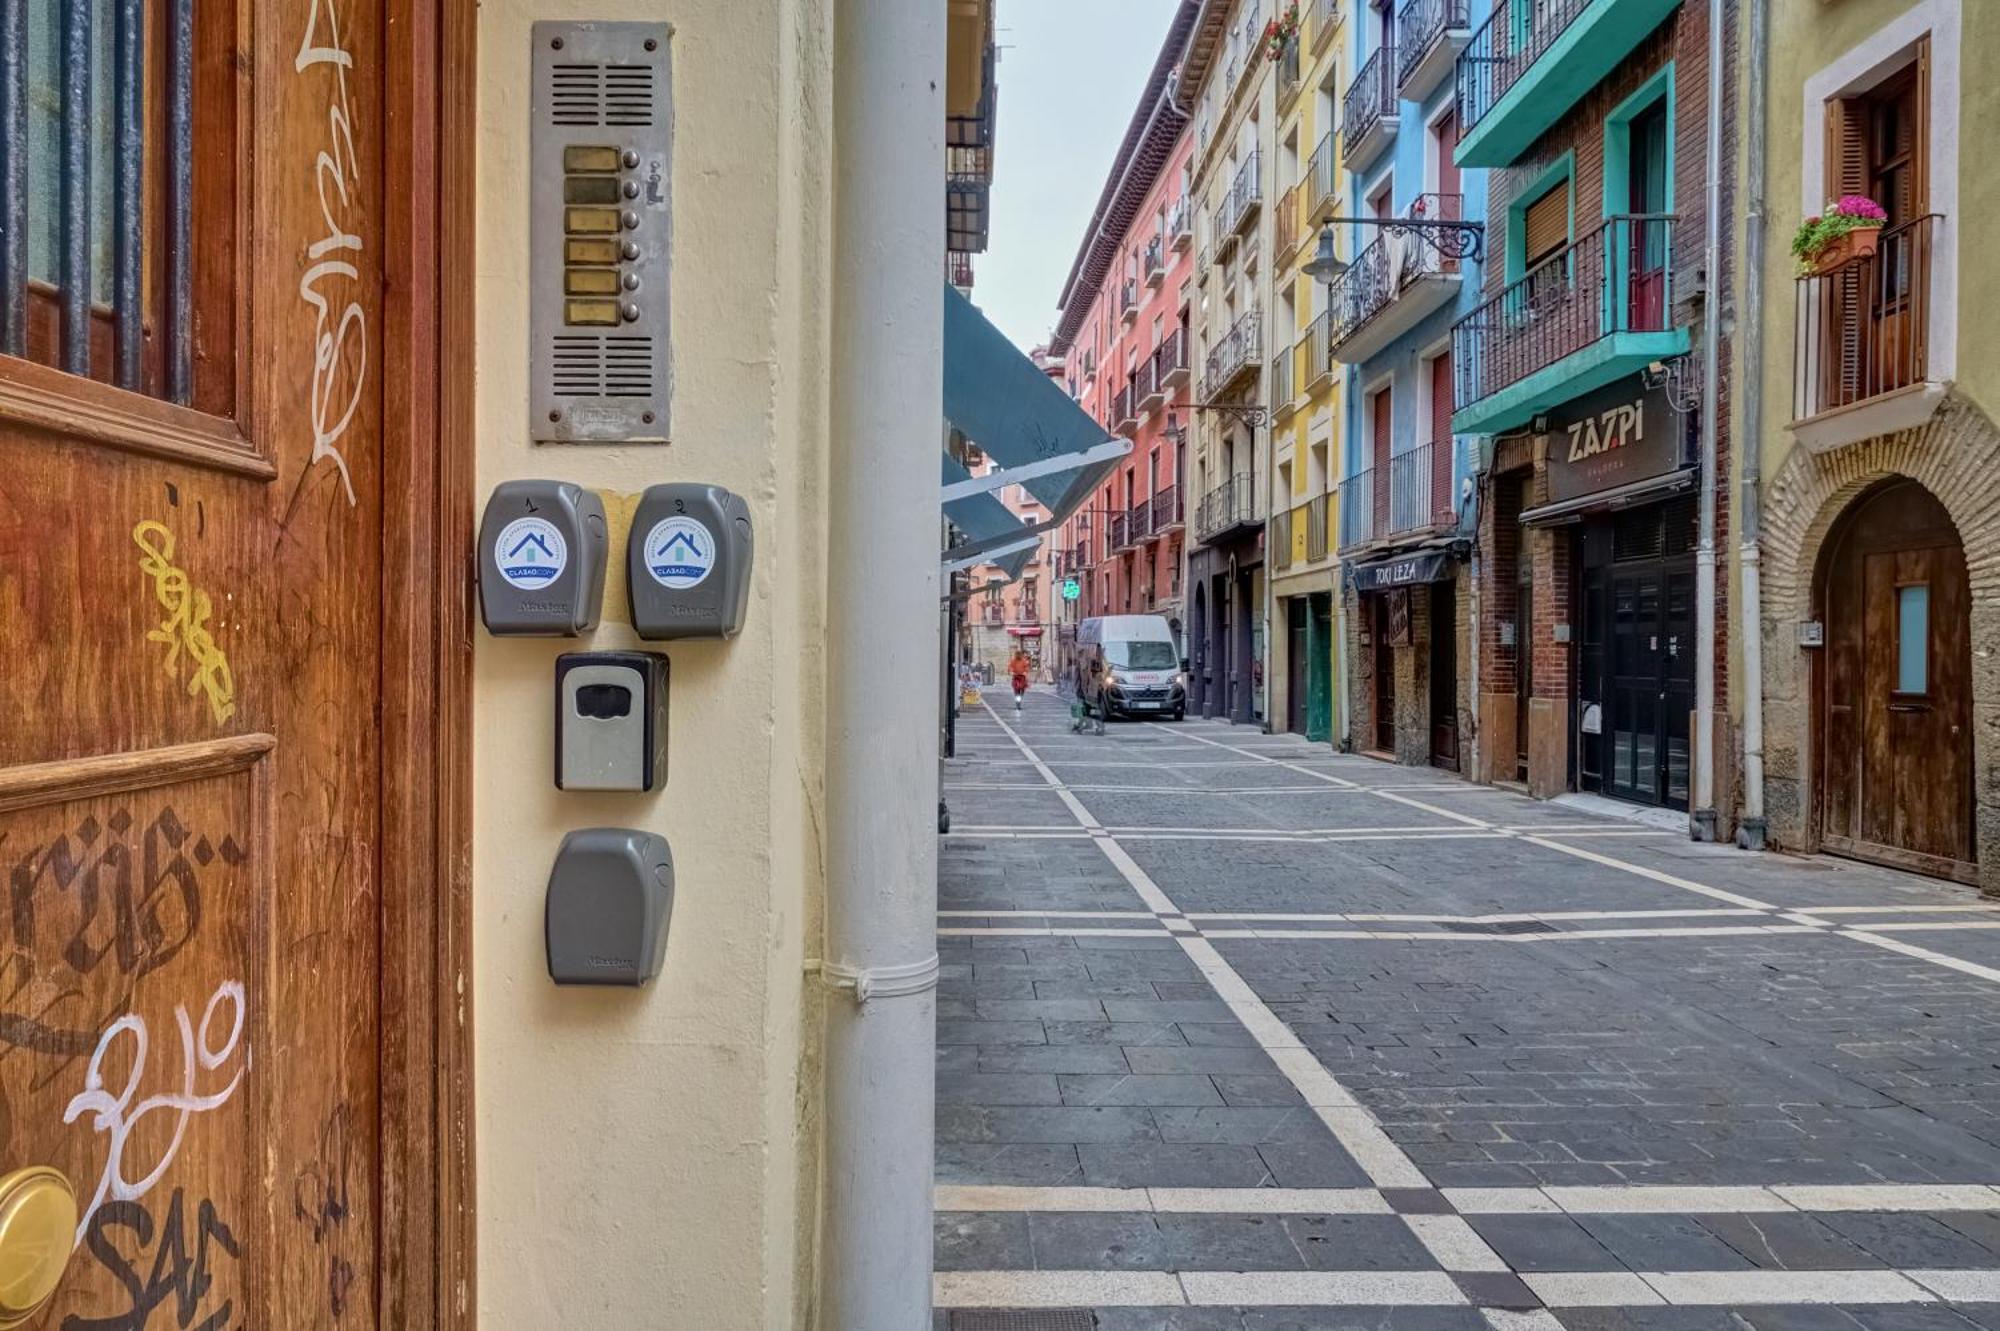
[1691,0,1725,842]
[822,1,943,1326]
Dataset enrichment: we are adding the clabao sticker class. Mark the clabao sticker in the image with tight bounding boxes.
[495,516,568,590]
[642,516,715,590]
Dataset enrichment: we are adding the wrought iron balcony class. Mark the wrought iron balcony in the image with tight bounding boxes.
[1343,45,1399,171]
[1793,214,1941,441]
[1277,37,1303,107]
[1388,440,1456,539]
[1119,279,1140,326]
[1124,499,1154,547]
[1313,0,1344,50]
[1397,0,1472,102]
[1155,327,1190,390]
[1273,505,1296,572]
[1302,309,1334,392]
[1213,201,1238,261]
[1195,472,1261,546]
[1221,152,1262,239]
[1111,384,1137,434]
[1451,214,1678,427]
[1135,357,1164,414]
[1107,510,1130,551]
[1306,493,1330,563]
[1275,182,1303,262]
[1328,194,1468,364]
[1200,306,1264,401]
[1305,134,1339,225]
[1270,332,1297,418]
[1144,237,1167,287]
[1151,483,1184,533]
[1339,471,1376,550]
[946,251,974,290]
[1169,197,1194,251]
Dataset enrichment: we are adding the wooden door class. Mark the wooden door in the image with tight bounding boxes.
[0,1,464,1326]
[1287,600,1308,735]
[1819,481,1974,880]
[1370,386,1392,538]
[1372,594,1397,752]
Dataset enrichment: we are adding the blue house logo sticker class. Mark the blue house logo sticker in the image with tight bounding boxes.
[494,516,568,590]
[643,516,715,590]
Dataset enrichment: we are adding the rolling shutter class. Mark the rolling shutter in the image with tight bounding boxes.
[1523,184,1568,265]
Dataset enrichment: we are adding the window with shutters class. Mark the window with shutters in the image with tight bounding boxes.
[2,2,241,414]
[1799,37,1938,419]
[1520,179,1571,307]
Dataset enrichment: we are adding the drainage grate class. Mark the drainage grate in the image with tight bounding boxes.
[951,1313,1096,1331]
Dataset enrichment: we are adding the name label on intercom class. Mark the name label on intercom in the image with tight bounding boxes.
[530,20,674,445]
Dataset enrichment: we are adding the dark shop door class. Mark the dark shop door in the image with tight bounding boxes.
[1287,599,1309,735]
[1429,579,1459,771]
[1581,506,1695,809]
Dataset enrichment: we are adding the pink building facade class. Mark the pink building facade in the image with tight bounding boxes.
[1050,5,1200,677]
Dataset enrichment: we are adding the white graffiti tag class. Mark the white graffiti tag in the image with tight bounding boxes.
[64,980,250,1248]
[297,0,367,507]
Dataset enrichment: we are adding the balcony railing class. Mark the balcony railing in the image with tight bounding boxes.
[1275,183,1302,261]
[1213,201,1238,260]
[1112,384,1136,432]
[1169,196,1194,250]
[1793,214,1939,423]
[1195,472,1260,545]
[946,251,974,289]
[1453,215,1677,410]
[1119,280,1140,325]
[1107,510,1131,551]
[1155,327,1189,389]
[1306,134,1338,223]
[1388,439,1456,537]
[1457,0,1588,146]
[1328,195,1465,355]
[1273,506,1296,572]
[1134,357,1163,414]
[1125,499,1154,547]
[1151,482,1183,533]
[1277,38,1303,106]
[1314,0,1344,51]
[1221,152,1262,238]
[1303,309,1334,390]
[1398,0,1471,92]
[1339,471,1376,550]
[1200,306,1264,400]
[1343,45,1398,164]
[1306,493,1330,563]
[1270,331,1296,414]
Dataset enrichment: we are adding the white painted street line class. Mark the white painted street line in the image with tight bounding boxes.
[1768,1183,2000,1211]
[1144,721,1361,789]
[1179,1271,1470,1307]
[937,910,1157,920]
[1199,923,1825,944]
[980,701,1433,1190]
[1538,1185,1793,1214]
[1187,908,1767,924]
[1791,903,2000,915]
[1519,1272,1662,1307]
[932,1185,1392,1215]
[1402,1214,1512,1272]
[1444,1188,1563,1215]
[1483,1312,1567,1331]
[1848,919,2000,933]
[932,1270,1184,1309]
[1909,1269,2000,1302]
[1639,1269,1933,1306]
[1148,722,2000,990]
[937,926,1170,938]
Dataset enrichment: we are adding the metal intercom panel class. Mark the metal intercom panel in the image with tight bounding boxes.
[530,21,673,444]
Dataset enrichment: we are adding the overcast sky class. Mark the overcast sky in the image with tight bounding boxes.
[978,0,1184,353]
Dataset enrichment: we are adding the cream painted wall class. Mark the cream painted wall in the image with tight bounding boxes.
[475,0,829,1326]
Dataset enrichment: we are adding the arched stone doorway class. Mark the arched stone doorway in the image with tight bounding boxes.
[1812,479,1974,882]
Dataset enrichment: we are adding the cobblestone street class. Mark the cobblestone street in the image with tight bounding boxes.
[933,689,2000,1330]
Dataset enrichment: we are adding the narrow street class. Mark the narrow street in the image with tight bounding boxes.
[934,689,2000,1330]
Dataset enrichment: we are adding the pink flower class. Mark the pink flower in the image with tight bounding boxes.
[1833,195,1887,221]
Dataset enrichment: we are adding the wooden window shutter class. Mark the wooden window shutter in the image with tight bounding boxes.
[1911,36,1931,216]
[1523,184,1568,263]
[1824,96,1870,407]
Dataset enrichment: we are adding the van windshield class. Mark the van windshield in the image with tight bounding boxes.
[1106,641,1178,670]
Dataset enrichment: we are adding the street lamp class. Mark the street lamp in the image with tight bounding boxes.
[1302,225,1348,285]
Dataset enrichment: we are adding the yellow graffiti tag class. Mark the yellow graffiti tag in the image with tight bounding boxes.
[132,520,237,725]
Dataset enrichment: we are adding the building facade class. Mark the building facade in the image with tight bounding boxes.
[1331,0,1490,770]
[1738,0,1996,891]
[1181,0,1282,724]
[1445,0,1734,826]
[1265,0,1353,743]
[1051,5,1201,683]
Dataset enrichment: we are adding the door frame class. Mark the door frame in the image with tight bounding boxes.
[379,0,477,1324]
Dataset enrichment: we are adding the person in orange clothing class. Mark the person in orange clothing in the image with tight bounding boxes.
[1008,647,1033,711]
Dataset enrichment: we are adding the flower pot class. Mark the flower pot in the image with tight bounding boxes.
[1809,225,1883,276]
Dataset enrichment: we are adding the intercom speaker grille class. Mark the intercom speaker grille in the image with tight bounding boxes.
[549,62,659,127]
[552,335,657,399]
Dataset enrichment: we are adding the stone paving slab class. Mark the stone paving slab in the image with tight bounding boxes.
[935,695,2000,1325]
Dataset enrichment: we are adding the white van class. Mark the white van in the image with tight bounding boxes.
[1074,615,1186,721]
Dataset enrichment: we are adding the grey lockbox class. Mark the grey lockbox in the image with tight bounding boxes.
[556,651,668,791]
[546,828,674,986]
[627,483,752,639]
[478,480,609,636]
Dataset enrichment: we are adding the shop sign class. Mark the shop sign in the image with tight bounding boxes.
[1349,549,1450,593]
[1544,375,1685,505]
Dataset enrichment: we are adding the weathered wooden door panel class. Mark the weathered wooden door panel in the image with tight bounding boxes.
[0,0,393,1325]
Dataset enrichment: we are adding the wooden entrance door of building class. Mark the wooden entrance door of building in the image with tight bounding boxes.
[1817,480,1974,882]
[0,1,472,1325]
[1429,579,1459,771]
[1372,593,1397,753]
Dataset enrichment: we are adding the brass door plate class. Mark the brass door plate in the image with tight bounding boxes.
[0,1166,76,1327]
